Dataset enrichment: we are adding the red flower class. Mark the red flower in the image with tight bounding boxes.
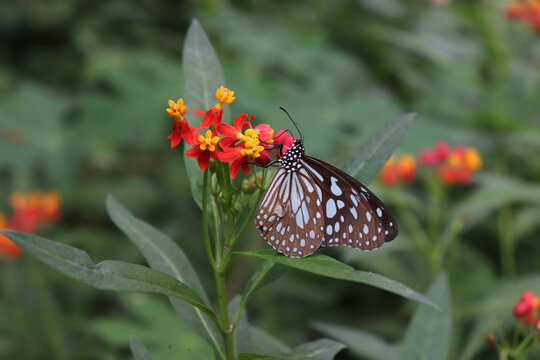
[514,290,540,325]
[273,129,296,157]
[217,113,251,148]
[380,155,417,186]
[419,141,482,185]
[185,130,221,171]
[505,0,540,31]
[166,99,198,147]
[219,144,253,179]
[194,86,236,129]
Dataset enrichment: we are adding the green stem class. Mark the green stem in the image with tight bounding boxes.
[498,205,515,277]
[216,260,235,360]
[202,170,217,271]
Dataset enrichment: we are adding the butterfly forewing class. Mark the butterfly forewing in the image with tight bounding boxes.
[255,168,325,257]
[302,156,398,251]
[255,139,398,258]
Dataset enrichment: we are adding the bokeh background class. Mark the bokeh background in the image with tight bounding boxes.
[1,0,540,359]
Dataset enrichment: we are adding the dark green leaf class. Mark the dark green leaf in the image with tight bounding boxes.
[312,321,399,360]
[234,250,438,309]
[1,230,219,326]
[106,195,224,357]
[129,336,153,360]
[235,262,287,325]
[399,273,451,360]
[182,18,225,208]
[341,113,415,184]
[291,339,345,360]
[250,327,291,354]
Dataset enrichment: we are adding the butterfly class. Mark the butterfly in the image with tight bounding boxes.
[254,136,398,258]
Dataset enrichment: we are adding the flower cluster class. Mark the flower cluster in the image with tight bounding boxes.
[514,291,540,328]
[420,141,482,185]
[380,155,416,186]
[505,0,540,32]
[0,191,62,260]
[166,86,295,178]
[379,141,482,186]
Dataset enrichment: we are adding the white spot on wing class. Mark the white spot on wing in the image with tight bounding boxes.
[326,198,337,218]
[330,177,342,196]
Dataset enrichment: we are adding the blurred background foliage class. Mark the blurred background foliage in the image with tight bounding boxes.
[1,0,540,359]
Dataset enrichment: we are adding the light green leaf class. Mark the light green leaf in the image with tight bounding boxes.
[1,230,218,326]
[400,273,451,360]
[250,327,291,354]
[234,250,438,309]
[238,354,312,360]
[106,195,224,358]
[291,339,346,360]
[129,336,153,360]
[182,18,225,208]
[312,321,399,360]
[341,113,415,184]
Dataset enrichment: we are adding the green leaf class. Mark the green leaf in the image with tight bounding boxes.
[312,321,399,360]
[106,195,224,358]
[129,336,154,360]
[250,327,291,354]
[341,113,415,184]
[229,296,253,355]
[234,262,287,325]
[291,339,346,360]
[234,250,438,309]
[1,230,219,326]
[238,339,344,360]
[399,273,451,360]
[182,18,225,208]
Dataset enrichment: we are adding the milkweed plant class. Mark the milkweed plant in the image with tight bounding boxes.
[1,20,456,360]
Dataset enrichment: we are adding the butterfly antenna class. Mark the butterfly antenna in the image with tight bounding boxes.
[279,107,304,142]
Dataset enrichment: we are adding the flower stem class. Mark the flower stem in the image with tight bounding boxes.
[202,170,216,271]
[216,259,235,360]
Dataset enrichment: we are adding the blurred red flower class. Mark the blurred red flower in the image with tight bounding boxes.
[505,0,540,31]
[380,155,417,186]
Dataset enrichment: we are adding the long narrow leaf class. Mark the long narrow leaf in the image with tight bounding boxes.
[182,18,225,208]
[129,336,154,360]
[399,273,451,360]
[234,250,438,309]
[341,113,415,184]
[1,230,219,326]
[106,195,224,357]
[312,321,399,360]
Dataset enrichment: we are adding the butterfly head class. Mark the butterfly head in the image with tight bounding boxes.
[279,139,305,173]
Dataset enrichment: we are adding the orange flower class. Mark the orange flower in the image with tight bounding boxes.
[0,213,22,260]
[166,98,198,148]
[505,0,540,31]
[193,86,236,129]
[8,191,62,232]
[419,142,482,185]
[380,155,417,186]
[185,130,221,171]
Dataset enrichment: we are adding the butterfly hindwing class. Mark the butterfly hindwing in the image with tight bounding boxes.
[255,168,325,257]
[302,156,398,251]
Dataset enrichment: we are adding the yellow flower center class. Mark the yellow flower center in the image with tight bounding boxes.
[167,98,187,119]
[214,86,236,108]
[199,130,219,151]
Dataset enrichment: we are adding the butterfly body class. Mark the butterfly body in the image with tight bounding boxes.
[255,139,398,258]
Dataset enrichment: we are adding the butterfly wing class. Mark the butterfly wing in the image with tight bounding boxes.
[302,156,398,251]
[255,168,325,257]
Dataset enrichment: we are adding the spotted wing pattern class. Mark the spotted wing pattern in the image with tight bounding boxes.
[254,139,398,258]
[255,168,325,258]
[302,156,398,251]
